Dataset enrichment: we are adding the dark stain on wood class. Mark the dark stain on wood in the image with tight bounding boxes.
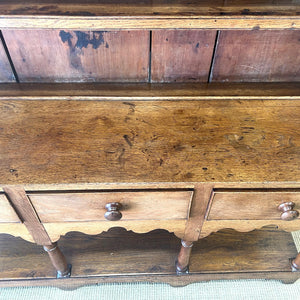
[10,7,96,16]
[123,134,133,147]
[123,102,136,115]
[59,30,106,50]
[59,30,72,45]
[2,30,149,82]
[75,31,105,49]
[38,5,58,12]
[59,30,83,70]
[9,169,18,177]
[241,9,251,15]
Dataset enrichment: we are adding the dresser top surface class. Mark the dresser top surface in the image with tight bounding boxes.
[0,83,299,186]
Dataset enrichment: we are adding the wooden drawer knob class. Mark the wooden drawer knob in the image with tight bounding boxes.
[104,202,123,221]
[278,202,299,221]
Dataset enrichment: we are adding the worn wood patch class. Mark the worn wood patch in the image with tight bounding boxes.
[2,30,149,82]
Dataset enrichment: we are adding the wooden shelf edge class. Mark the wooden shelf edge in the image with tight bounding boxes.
[0,271,299,290]
[0,1,299,30]
[0,15,299,30]
[0,82,299,99]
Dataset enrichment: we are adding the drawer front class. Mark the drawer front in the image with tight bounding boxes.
[207,191,300,220]
[28,190,193,223]
[0,193,20,223]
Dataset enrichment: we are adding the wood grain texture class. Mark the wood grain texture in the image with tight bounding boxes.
[0,82,300,100]
[43,242,70,277]
[43,220,187,242]
[200,220,300,239]
[0,98,299,185]
[28,190,193,222]
[0,39,15,82]
[3,186,52,245]
[0,228,299,285]
[0,224,35,243]
[0,1,299,30]
[2,30,149,82]
[212,31,300,82]
[208,191,300,220]
[0,194,20,223]
[151,30,216,83]
[183,184,214,242]
[191,228,298,273]
[1,0,299,16]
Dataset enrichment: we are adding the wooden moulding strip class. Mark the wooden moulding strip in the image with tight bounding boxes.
[0,16,299,30]
[3,186,52,245]
[0,83,299,100]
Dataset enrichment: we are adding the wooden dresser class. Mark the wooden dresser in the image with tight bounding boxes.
[0,0,299,282]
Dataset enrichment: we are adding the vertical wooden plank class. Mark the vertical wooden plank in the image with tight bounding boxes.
[183,184,214,242]
[2,30,149,82]
[151,30,217,83]
[212,30,300,82]
[0,37,15,82]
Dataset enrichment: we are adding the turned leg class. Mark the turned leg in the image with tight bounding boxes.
[175,240,193,275]
[43,242,71,278]
[292,252,300,271]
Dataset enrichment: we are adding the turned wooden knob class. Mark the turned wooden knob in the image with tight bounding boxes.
[104,202,123,221]
[278,202,299,221]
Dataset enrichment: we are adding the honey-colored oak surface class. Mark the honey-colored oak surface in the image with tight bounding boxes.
[200,220,300,239]
[0,194,20,223]
[28,190,193,222]
[2,30,149,82]
[208,190,300,220]
[43,220,188,243]
[0,86,299,185]
[0,1,299,30]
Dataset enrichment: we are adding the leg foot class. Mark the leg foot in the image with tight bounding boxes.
[175,240,193,275]
[43,242,72,278]
[291,252,300,272]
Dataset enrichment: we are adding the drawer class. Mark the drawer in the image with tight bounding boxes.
[0,193,20,223]
[27,190,193,223]
[207,190,300,221]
